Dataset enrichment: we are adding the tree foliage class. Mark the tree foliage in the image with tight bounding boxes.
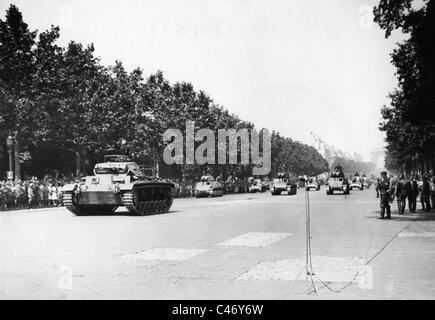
[330,157,375,176]
[0,5,328,179]
[374,0,435,174]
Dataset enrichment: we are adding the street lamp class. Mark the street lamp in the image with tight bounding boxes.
[6,134,15,178]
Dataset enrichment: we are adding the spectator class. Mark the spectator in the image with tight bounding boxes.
[421,176,431,212]
[407,176,418,213]
[396,175,408,215]
[42,182,50,207]
[27,181,36,209]
[50,183,59,206]
[431,176,435,211]
[15,181,25,208]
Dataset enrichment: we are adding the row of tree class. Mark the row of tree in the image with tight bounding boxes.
[374,0,435,174]
[0,5,330,180]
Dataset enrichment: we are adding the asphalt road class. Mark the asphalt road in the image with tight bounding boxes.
[1,186,435,299]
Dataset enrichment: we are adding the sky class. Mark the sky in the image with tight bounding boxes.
[0,0,407,161]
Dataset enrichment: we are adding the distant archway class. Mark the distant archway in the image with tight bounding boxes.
[370,148,385,171]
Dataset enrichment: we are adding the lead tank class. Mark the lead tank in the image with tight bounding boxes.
[62,155,175,216]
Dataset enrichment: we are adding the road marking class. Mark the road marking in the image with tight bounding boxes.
[121,248,208,261]
[216,232,291,247]
[237,256,365,282]
[399,232,435,238]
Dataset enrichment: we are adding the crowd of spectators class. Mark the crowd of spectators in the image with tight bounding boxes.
[169,180,196,198]
[1,174,265,211]
[0,175,76,211]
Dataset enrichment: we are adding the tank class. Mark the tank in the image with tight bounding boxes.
[62,155,175,216]
[350,175,363,190]
[248,178,266,193]
[194,175,224,198]
[306,177,321,191]
[270,172,297,195]
[326,165,350,195]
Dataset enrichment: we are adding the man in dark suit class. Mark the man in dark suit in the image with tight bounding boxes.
[421,176,431,212]
[407,176,418,213]
[431,176,435,211]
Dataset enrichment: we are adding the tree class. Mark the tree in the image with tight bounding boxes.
[1,4,331,180]
[0,4,37,179]
[374,0,435,174]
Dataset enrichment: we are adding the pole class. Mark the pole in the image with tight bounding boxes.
[304,181,319,295]
[8,148,13,174]
[287,179,319,296]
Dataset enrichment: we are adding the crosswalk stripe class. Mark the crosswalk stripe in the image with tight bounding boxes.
[121,248,209,261]
[237,256,366,282]
[399,232,435,238]
[216,232,291,247]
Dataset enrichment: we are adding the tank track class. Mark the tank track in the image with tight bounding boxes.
[122,184,174,216]
[63,183,174,216]
[63,191,81,215]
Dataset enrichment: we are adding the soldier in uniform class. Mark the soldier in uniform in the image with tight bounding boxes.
[378,171,391,219]
[395,175,408,215]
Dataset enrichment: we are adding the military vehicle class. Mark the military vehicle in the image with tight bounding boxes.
[248,178,266,193]
[270,173,297,195]
[350,176,364,190]
[361,175,370,189]
[306,177,321,191]
[62,155,175,216]
[194,175,224,198]
[326,165,350,195]
[262,178,271,190]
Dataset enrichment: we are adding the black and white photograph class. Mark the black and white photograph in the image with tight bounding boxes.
[1,0,435,306]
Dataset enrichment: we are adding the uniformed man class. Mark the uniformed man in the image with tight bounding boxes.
[378,171,391,219]
[395,175,408,215]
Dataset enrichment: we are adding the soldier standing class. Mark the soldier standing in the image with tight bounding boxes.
[396,175,408,215]
[378,171,391,219]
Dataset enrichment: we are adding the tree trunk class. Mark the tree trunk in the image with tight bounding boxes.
[431,154,435,175]
[75,151,81,177]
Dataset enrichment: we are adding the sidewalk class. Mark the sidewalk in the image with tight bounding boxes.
[308,210,435,299]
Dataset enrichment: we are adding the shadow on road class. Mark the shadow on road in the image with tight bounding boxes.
[365,211,435,222]
[71,210,181,217]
